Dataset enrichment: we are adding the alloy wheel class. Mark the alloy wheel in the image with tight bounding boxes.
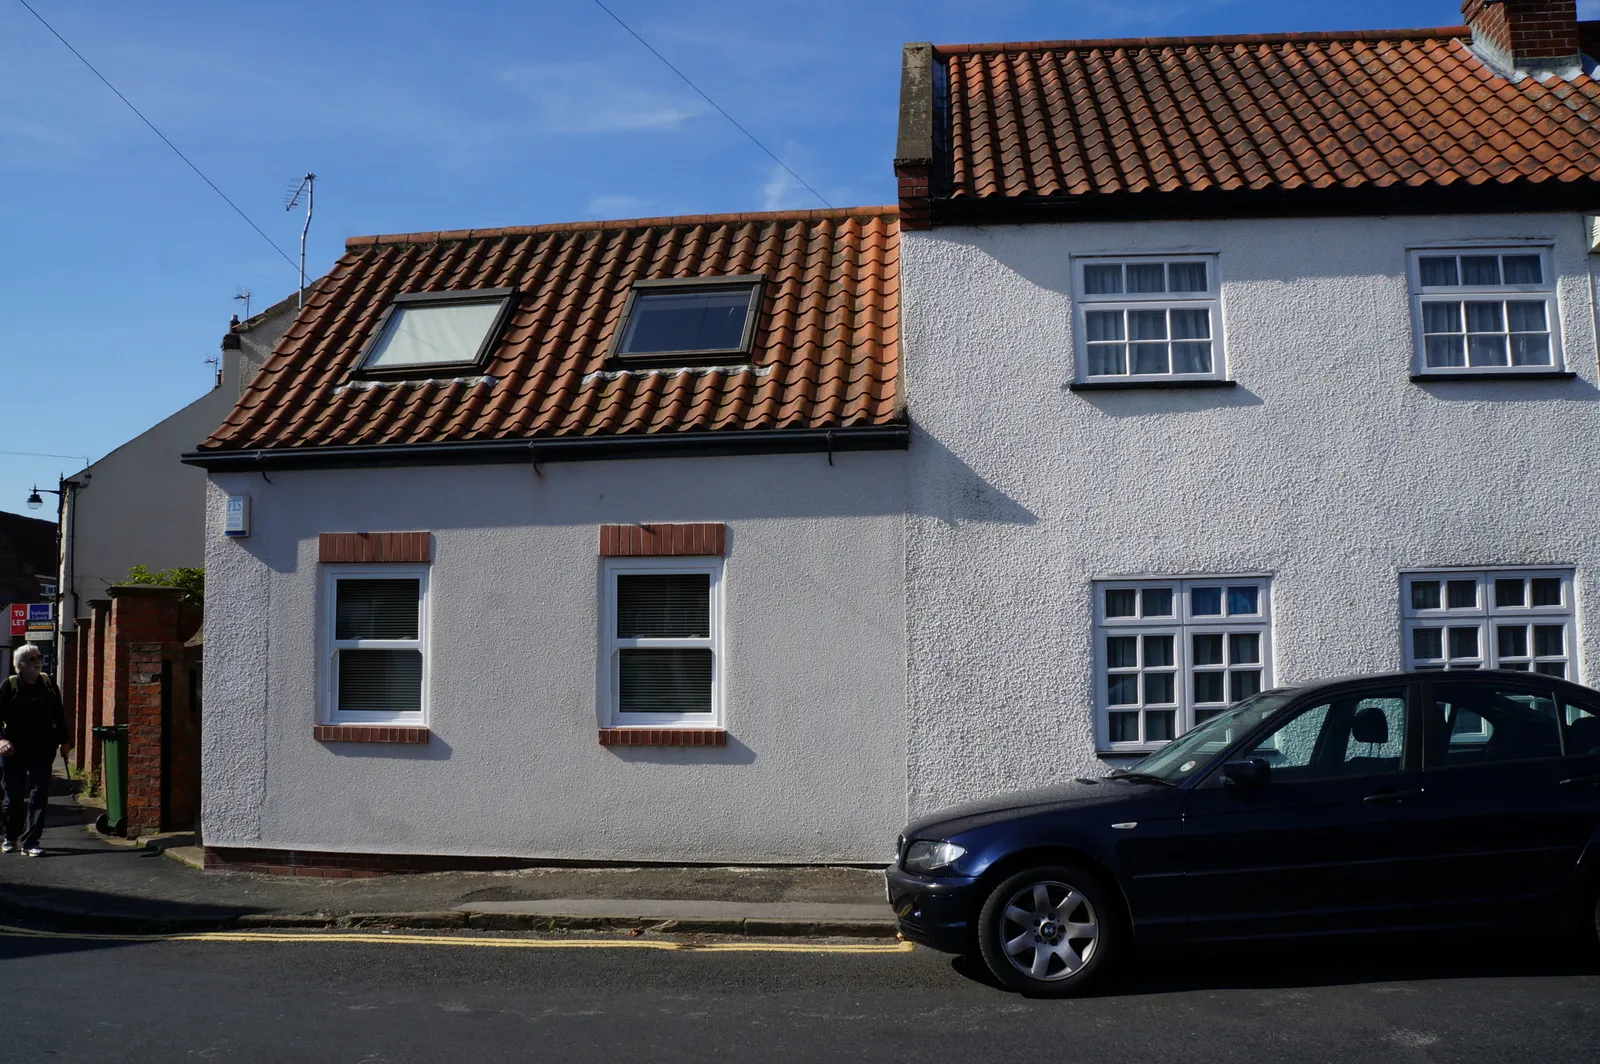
[996,879,1099,982]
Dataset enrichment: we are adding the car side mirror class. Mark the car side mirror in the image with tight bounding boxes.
[1223,757,1271,789]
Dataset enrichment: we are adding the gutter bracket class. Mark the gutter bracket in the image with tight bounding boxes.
[254,450,272,484]
[825,429,835,466]
[529,441,542,477]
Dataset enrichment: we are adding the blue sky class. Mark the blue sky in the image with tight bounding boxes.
[0,0,1585,520]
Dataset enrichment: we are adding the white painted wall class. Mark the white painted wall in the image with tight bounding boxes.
[900,212,1600,815]
[202,452,907,862]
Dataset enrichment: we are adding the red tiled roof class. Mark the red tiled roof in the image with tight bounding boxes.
[200,207,900,453]
[937,26,1600,202]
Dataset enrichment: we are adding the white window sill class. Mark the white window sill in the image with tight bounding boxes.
[1411,370,1575,382]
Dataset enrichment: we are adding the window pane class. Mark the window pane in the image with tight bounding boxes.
[1226,586,1259,614]
[1105,589,1137,617]
[1249,702,1331,773]
[1106,635,1138,669]
[1083,264,1123,295]
[1085,310,1125,342]
[364,299,504,369]
[1108,674,1139,706]
[1086,345,1127,376]
[1447,580,1477,609]
[1531,579,1562,606]
[1193,633,1223,666]
[1460,256,1501,286]
[1343,696,1406,771]
[1465,301,1505,331]
[619,287,755,356]
[1449,626,1480,658]
[1411,581,1441,610]
[1131,344,1170,374]
[1230,670,1262,701]
[1510,334,1552,366]
[1192,587,1222,615]
[1418,256,1458,286]
[1145,673,1175,705]
[1501,662,1530,671]
[1534,624,1565,657]
[1195,707,1225,725]
[1127,264,1166,293]
[1535,661,1567,677]
[1425,335,1466,367]
[617,574,710,638]
[1128,310,1167,341]
[1422,302,1461,333]
[1412,627,1443,660]
[338,649,422,713]
[1141,588,1174,617]
[1229,632,1261,665]
[1108,712,1139,742]
[1434,683,1562,766]
[1502,254,1542,285]
[1167,262,1207,293]
[1171,342,1212,374]
[1194,671,1225,703]
[1169,308,1210,339]
[1146,710,1175,741]
[1494,578,1525,607]
[1144,635,1174,668]
[618,648,713,714]
[335,579,420,640]
[1468,334,1509,367]
[1497,625,1528,658]
[1506,301,1547,332]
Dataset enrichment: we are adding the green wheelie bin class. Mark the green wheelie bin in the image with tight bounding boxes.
[91,724,128,836]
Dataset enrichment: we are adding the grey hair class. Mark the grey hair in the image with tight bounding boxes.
[12,644,42,669]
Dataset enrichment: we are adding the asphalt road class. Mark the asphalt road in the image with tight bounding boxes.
[3,927,1597,1063]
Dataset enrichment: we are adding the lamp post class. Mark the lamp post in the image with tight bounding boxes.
[23,478,85,671]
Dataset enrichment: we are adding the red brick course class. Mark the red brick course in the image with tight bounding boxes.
[1463,0,1580,61]
[597,728,728,747]
[313,725,430,744]
[318,532,431,564]
[599,523,726,557]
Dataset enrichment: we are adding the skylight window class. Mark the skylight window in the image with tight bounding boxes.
[613,277,763,362]
[357,288,515,374]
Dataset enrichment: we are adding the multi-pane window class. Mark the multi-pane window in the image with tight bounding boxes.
[1409,248,1561,375]
[323,567,428,724]
[1073,256,1224,383]
[1402,570,1574,678]
[602,558,722,726]
[1094,577,1271,750]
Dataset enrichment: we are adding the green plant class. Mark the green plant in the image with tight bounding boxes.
[123,564,204,606]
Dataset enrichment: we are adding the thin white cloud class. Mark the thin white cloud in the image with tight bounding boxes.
[497,63,705,133]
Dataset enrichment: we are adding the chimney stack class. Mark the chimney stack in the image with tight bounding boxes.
[1461,1,1584,78]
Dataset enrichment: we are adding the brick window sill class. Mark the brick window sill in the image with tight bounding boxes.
[314,725,430,744]
[598,727,727,748]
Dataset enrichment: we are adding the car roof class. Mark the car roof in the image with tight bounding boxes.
[1278,669,1598,701]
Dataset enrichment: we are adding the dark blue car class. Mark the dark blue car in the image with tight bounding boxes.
[886,670,1600,996]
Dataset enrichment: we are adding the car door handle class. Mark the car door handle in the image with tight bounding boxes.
[1363,789,1419,805]
[1559,773,1600,789]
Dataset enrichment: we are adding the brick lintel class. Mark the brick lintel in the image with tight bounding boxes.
[597,727,728,747]
[314,725,430,744]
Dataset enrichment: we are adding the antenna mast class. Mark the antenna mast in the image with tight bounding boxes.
[285,173,316,308]
[233,288,253,318]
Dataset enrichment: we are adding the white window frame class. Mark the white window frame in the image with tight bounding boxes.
[1406,246,1563,377]
[600,556,724,728]
[1072,254,1226,385]
[1093,576,1272,753]
[321,563,430,726]
[1401,568,1576,679]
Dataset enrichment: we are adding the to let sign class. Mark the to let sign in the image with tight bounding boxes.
[8,604,25,638]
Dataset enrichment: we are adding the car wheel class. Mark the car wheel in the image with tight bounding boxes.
[976,864,1118,997]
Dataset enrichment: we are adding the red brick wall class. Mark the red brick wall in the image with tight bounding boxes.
[1463,0,1580,61]
[895,163,932,231]
[87,600,108,778]
[58,629,82,771]
[318,532,430,563]
[124,641,166,838]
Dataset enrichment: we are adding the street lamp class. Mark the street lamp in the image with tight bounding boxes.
[26,486,49,510]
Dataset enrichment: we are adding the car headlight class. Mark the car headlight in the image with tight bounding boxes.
[903,839,967,873]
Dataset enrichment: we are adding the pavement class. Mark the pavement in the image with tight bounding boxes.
[0,771,895,937]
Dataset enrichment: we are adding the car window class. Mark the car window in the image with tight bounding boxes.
[1427,681,1563,768]
[1561,698,1600,758]
[1241,686,1408,782]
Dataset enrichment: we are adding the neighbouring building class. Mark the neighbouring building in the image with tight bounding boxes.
[894,1,1600,812]
[185,208,909,870]
[0,510,57,667]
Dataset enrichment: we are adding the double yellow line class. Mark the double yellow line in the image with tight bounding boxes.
[0,923,914,954]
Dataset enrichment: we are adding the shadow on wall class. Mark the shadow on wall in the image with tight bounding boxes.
[1064,382,1266,419]
[321,734,453,762]
[910,426,1038,528]
[602,734,757,766]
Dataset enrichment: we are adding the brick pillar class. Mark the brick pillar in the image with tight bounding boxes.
[87,600,109,779]
[57,628,80,771]
[72,618,90,773]
[105,586,185,836]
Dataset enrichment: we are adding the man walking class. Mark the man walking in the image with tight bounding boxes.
[0,644,70,857]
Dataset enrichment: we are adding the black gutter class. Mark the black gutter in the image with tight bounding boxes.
[181,425,911,473]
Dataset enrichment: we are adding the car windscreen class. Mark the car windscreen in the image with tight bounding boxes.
[1119,691,1297,783]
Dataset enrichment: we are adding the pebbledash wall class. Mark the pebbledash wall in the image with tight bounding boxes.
[899,211,1600,815]
[201,451,906,864]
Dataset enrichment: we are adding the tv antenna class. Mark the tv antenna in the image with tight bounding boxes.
[285,173,316,308]
[233,288,253,318]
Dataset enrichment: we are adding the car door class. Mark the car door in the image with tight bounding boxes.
[1409,675,1585,927]
[1179,680,1426,940]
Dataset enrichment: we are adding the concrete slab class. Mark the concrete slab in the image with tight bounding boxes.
[456,899,893,921]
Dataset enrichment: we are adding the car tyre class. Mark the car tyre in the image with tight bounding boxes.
[976,863,1120,997]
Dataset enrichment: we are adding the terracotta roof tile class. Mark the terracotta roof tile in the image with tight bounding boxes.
[937,26,1600,202]
[200,207,901,453]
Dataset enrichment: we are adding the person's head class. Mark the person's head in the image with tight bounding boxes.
[12,644,42,681]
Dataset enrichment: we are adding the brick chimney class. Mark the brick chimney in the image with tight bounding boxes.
[1461,0,1585,78]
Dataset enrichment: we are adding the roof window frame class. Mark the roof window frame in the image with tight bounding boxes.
[352,287,518,380]
[609,275,766,367]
